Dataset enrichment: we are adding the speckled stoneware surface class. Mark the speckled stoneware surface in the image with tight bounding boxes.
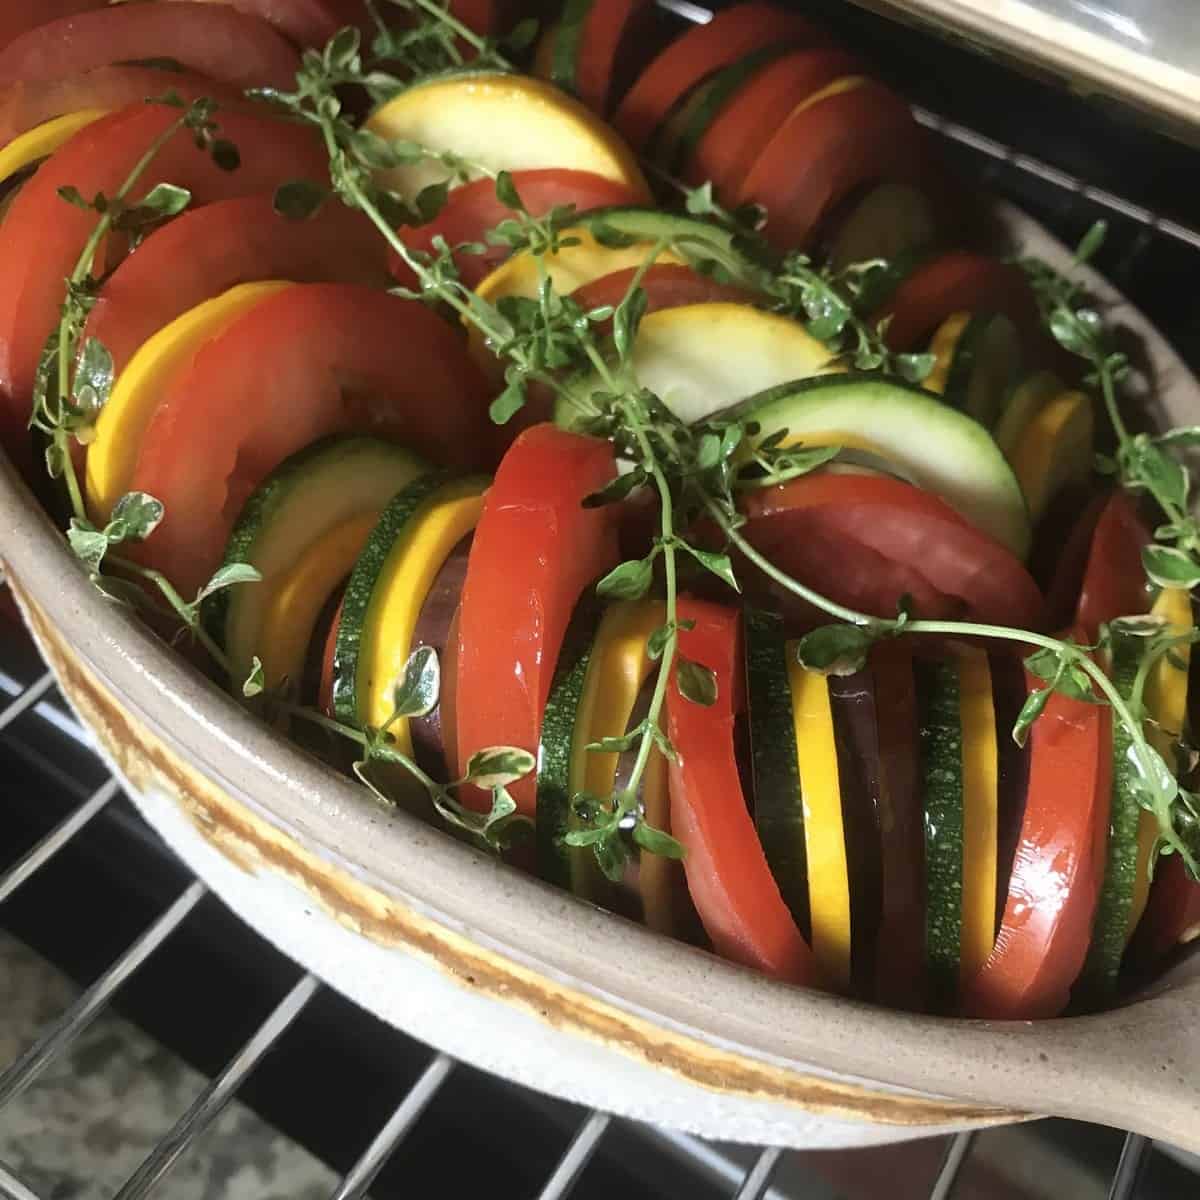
[3,202,1199,1152]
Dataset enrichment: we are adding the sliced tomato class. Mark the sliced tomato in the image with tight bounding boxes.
[874,250,1042,354]
[572,0,665,116]
[737,80,936,252]
[390,169,641,290]
[685,47,859,194]
[1034,489,1106,631]
[0,5,299,89]
[168,0,375,48]
[1075,491,1152,640]
[1128,854,1200,967]
[666,596,819,983]
[0,2,107,52]
[454,424,619,818]
[613,1,824,152]
[739,473,1044,629]
[0,104,327,458]
[570,262,753,317]
[86,193,386,378]
[0,68,256,148]
[962,646,1112,1020]
[127,284,491,597]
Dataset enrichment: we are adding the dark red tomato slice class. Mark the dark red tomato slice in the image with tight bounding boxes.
[573,0,663,116]
[1127,854,1200,967]
[86,193,386,378]
[613,1,824,152]
[570,262,754,317]
[666,596,819,984]
[739,473,1044,629]
[0,2,107,52]
[318,592,345,717]
[454,424,619,818]
[737,80,936,252]
[0,4,300,89]
[167,0,375,48]
[869,641,926,1010]
[962,645,1112,1019]
[685,47,859,194]
[1075,491,1152,640]
[390,169,642,290]
[128,284,491,597]
[874,250,1043,354]
[0,105,327,459]
[0,68,254,148]
[1033,488,1106,631]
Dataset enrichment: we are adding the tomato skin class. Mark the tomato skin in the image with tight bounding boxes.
[613,0,823,152]
[685,47,860,194]
[961,652,1112,1020]
[1075,491,1152,641]
[666,596,819,983]
[874,250,1042,354]
[0,68,253,148]
[0,5,300,89]
[570,263,753,319]
[454,424,620,818]
[1036,490,1107,632]
[738,474,1044,630]
[166,0,376,48]
[390,170,642,290]
[0,2,106,52]
[128,284,492,597]
[1128,854,1200,967]
[86,194,386,378]
[0,105,327,462]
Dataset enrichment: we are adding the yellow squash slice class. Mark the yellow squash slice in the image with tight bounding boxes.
[0,108,109,185]
[1010,388,1094,523]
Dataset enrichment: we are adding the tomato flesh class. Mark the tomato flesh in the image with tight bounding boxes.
[0,104,327,459]
[454,424,619,818]
[86,193,386,378]
[128,283,491,597]
[1074,491,1151,641]
[962,649,1111,1019]
[169,0,375,48]
[739,473,1044,629]
[686,47,859,195]
[390,169,641,290]
[0,2,107,52]
[572,0,664,116]
[570,262,753,318]
[1128,854,1200,967]
[613,0,824,152]
[667,596,819,983]
[0,4,300,89]
[738,80,934,252]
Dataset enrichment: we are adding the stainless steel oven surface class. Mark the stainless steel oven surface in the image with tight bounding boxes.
[4,0,1200,1194]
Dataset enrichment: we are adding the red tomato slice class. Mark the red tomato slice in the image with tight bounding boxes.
[0,68,254,148]
[573,0,664,116]
[666,596,819,984]
[166,0,374,48]
[1035,489,1107,632]
[737,80,935,252]
[128,284,492,596]
[1128,854,1200,967]
[739,473,1044,629]
[870,641,926,1009]
[86,194,386,378]
[685,47,859,194]
[1075,491,1152,640]
[0,5,300,89]
[569,262,753,317]
[454,424,619,818]
[962,647,1112,1019]
[0,2,107,52]
[874,250,1042,354]
[613,1,824,152]
[390,169,642,290]
[0,104,327,459]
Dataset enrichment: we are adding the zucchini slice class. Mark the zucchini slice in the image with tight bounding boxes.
[1009,389,1094,523]
[787,641,853,992]
[728,373,1032,558]
[211,435,430,694]
[928,311,1022,427]
[745,609,810,940]
[828,182,937,272]
[557,302,835,429]
[331,472,489,755]
[916,654,963,1007]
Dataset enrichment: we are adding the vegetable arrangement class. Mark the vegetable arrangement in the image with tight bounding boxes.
[3,0,1200,1019]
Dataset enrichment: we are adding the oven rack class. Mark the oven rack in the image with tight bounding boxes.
[0,627,1178,1200]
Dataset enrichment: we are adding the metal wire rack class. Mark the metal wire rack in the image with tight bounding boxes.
[4,2,1200,1196]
